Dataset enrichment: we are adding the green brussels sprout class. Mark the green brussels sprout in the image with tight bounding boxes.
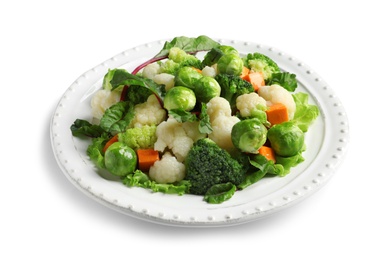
[231,118,267,153]
[164,86,196,111]
[174,66,203,89]
[217,53,244,76]
[104,142,137,176]
[267,121,304,157]
[194,76,221,103]
[218,45,240,56]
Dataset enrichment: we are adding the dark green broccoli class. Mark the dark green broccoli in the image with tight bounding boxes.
[243,52,280,80]
[214,73,254,111]
[184,138,245,195]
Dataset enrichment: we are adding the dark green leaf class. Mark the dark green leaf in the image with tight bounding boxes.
[155,35,220,58]
[267,72,298,92]
[199,103,213,134]
[70,119,105,138]
[168,109,197,123]
[99,101,135,135]
[204,182,236,204]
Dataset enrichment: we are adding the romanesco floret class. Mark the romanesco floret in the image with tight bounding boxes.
[117,125,157,150]
[149,152,186,184]
[184,138,245,195]
[130,95,167,128]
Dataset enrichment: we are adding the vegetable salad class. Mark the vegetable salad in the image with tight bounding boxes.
[71,35,319,204]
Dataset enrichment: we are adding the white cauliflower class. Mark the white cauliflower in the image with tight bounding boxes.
[206,97,240,153]
[206,97,232,122]
[149,152,185,184]
[208,115,240,153]
[182,121,207,142]
[142,63,160,80]
[153,73,175,91]
[202,66,217,77]
[258,84,296,119]
[90,89,121,120]
[236,92,267,117]
[154,117,205,162]
[130,95,167,128]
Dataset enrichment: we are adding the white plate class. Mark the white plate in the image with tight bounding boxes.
[50,38,349,227]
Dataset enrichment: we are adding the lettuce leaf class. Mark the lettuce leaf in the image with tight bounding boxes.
[123,170,190,196]
[292,92,320,132]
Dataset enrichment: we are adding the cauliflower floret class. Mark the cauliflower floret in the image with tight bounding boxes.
[202,66,217,77]
[130,95,167,128]
[154,117,202,162]
[142,63,160,80]
[182,121,207,142]
[258,84,296,119]
[208,115,240,153]
[153,73,175,91]
[236,92,267,117]
[171,136,194,162]
[149,152,185,184]
[206,97,232,122]
[90,89,121,120]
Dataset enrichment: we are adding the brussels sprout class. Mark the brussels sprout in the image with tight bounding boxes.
[217,53,244,76]
[231,118,267,153]
[194,76,221,103]
[164,86,196,111]
[218,45,240,56]
[267,121,304,157]
[104,142,137,176]
[174,66,203,89]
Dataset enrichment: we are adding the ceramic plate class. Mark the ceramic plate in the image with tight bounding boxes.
[50,38,349,227]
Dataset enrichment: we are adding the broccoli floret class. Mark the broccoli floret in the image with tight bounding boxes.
[243,53,280,80]
[184,138,245,195]
[214,73,254,111]
[118,125,157,150]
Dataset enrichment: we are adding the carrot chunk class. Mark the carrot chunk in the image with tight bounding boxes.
[266,103,289,126]
[136,149,160,172]
[240,66,250,78]
[258,146,276,163]
[242,71,265,91]
[103,134,119,153]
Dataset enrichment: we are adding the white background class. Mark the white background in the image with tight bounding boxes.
[1,0,389,259]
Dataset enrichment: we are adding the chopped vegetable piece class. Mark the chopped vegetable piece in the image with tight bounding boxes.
[103,134,119,153]
[242,71,265,91]
[258,146,276,163]
[266,103,289,126]
[240,66,250,78]
[136,149,160,172]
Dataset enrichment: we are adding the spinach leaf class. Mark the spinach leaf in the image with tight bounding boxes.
[155,35,221,58]
[109,69,165,103]
[132,35,220,75]
[99,101,135,135]
[204,182,236,204]
[70,119,105,138]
